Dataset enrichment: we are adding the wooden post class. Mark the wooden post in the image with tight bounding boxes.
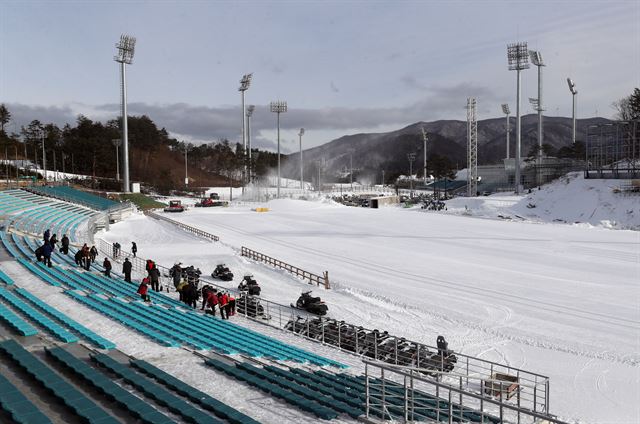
[323,271,330,289]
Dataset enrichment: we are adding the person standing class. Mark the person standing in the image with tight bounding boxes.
[81,244,91,271]
[42,243,53,268]
[89,245,98,263]
[103,257,112,277]
[131,242,137,258]
[219,292,229,320]
[49,234,58,250]
[43,229,50,244]
[149,266,160,292]
[60,234,69,255]
[122,258,132,283]
[137,278,150,302]
[228,293,236,316]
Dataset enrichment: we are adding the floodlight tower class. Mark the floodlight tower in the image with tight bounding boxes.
[270,101,287,198]
[246,105,255,183]
[407,152,416,197]
[298,128,305,190]
[567,78,578,144]
[466,97,478,197]
[529,50,545,159]
[507,42,529,194]
[40,129,46,182]
[501,104,511,159]
[239,73,253,185]
[421,126,428,185]
[114,34,136,193]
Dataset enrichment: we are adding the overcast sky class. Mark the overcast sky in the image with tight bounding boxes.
[1,0,638,152]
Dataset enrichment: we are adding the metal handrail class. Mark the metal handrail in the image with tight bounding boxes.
[145,210,219,241]
[363,359,563,424]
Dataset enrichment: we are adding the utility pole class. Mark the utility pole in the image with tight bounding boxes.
[298,128,305,190]
[421,126,428,185]
[407,152,416,197]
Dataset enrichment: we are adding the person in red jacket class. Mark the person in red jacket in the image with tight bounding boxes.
[137,278,150,302]
[219,292,229,319]
[206,289,219,316]
[228,293,236,316]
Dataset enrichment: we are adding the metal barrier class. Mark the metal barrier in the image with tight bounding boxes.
[241,246,329,289]
[145,210,219,242]
[363,360,565,424]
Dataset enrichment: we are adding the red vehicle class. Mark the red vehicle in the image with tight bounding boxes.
[164,200,185,212]
[195,193,228,207]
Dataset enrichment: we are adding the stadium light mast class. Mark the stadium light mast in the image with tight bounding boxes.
[239,73,253,186]
[40,128,46,182]
[501,104,511,159]
[567,78,578,144]
[246,105,255,183]
[407,152,416,197]
[507,41,529,194]
[270,101,287,198]
[298,128,305,190]
[421,126,428,185]
[184,144,188,188]
[114,34,136,193]
[529,50,545,159]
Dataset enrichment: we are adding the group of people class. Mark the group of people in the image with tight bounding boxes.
[73,243,98,271]
[201,285,236,319]
[34,229,69,267]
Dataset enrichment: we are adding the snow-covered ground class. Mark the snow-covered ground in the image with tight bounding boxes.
[444,173,639,230]
[95,172,640,424]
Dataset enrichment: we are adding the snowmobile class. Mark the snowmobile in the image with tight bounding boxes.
[211,264,234,281]
[236,293,269,319]
[292,291,328,316]
[237,274,261,296]
[164,200,185,212]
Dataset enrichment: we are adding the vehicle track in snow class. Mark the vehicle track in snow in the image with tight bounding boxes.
[196,217,640,332]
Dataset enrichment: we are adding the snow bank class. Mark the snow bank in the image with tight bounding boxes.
[444,172,639,230]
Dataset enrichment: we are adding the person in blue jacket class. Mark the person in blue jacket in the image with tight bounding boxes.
[42,242,53,268]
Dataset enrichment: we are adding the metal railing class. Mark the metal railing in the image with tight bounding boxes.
[145,210,219,241]
[241,246,329,289]
[363,360,565,424]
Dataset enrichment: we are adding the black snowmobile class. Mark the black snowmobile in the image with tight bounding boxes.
[292,291,328,316]
[237,275,261,296]
[236,293,269,319]
[211,264,234,281]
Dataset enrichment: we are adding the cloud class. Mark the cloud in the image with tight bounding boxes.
[5,81,501,149]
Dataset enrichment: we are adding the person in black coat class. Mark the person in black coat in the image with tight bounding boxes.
[60,234,70,255]
[122,258,133,283]
[149,266,160,292]
[131,242,137,258]
[42,243,53,267]
[103,258,112,277]
[74,249,83,266]
[49,234,58,250]
[43,229,50,243]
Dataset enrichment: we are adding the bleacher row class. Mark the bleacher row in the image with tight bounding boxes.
[0,339,262,424]
[28,185,120,211]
